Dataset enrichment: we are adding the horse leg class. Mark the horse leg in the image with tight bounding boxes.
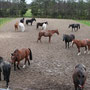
[14,61,16,71]
[49,36,51,43]
[17,61,20,70]
[27,58,30,65]
[23,58,27,68]
[68,42,69,48]
[77,47,81,55]
[0,68,1,81]
[65,42,67,48]
[84,46,87,54]
[31,22,32,26]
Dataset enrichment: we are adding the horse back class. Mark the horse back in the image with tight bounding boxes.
[19,48,30,60]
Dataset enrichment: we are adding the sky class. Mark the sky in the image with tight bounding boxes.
[25,0,32,4]
[25,0,87,4]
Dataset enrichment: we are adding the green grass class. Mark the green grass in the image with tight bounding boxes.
[24,9,32,17]
[76,20,90,26]
[0,18,13,27]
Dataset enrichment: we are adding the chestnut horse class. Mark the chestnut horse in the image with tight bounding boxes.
[11,48,32,71]
[72,39,88,55]
[14,22,19,31]
[37,29,59,43]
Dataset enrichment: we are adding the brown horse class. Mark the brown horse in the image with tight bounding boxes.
[14,22,19,31]
[11,48,32,71]
[37,29,59,43]
[72,39,88,55]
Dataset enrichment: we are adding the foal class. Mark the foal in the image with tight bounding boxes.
[0,57,11,87]
[37,29,59,43]
[72,39,88,55]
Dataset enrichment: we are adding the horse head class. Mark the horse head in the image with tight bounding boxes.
[56,29,59,35]
[33,18,36,21]
[63,34,66,41]
[11,49,19,63]
[45,22,48,25]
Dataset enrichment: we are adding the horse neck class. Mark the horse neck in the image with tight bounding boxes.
[50,30,57,34]
[74,40,80,46]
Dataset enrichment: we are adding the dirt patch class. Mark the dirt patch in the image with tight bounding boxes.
[0,18,90,90]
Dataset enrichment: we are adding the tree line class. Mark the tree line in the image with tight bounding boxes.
[0,0,27,17]
[30,0,90,19]
[0,0,90,19]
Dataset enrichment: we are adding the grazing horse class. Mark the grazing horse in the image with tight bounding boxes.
[63,34,75,48]
[37,22,48,29]
[14,22,19,31]
[37,29,59,43]
[20,18,24,23]
[71,39,88,55]
[26,18,36,25]
[69,24,80,32]
[11,48,32,71]
[73,64,86,90]
[0,57,11,87]
[19,22,25,32]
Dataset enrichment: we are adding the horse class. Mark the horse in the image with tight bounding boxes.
[71,39,88,55]
[19,22,25,32]
[42,23,47,30]
[14,22,19,31]
[68,24,80,32]
[36,22,48,29]
[73,64,87,90]
[63,34,75,48]
[0,57,11,87]
[11,48,32,71]
[20,18,24,23]
[37,29,59,43]
[26,18,36,25]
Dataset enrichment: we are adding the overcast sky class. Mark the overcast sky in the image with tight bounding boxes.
[25,0,32,4]
[25,0,87,4]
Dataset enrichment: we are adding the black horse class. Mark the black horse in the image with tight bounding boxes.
[20,18,24,23]
[36,22,48,29]
[26,18,36,25]
[63,34,75,48]
[68,24,80,31]
[0,57,11,87]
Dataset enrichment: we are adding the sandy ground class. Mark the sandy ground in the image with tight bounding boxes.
[0,18,90,90]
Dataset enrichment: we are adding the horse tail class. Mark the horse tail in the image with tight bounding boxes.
[28,48,32,60]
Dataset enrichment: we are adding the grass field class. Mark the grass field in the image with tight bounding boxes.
[0,18,13,26]
[77,20,90,26]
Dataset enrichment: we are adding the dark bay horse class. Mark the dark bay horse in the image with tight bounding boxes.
[36,22,48,29]
[26,18,36,25]
[37,29,59,43]
[11,48,32,71]
[63,34,75,48]
[69,24,80,32]
[0,57,11,87]
[20,18,24,23]
[73,64,86,90]
[71,39,88,55]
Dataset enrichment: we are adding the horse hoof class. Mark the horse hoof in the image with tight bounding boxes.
[77,53,81,56]
[84,51,87,54]
[23,65,26,68]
